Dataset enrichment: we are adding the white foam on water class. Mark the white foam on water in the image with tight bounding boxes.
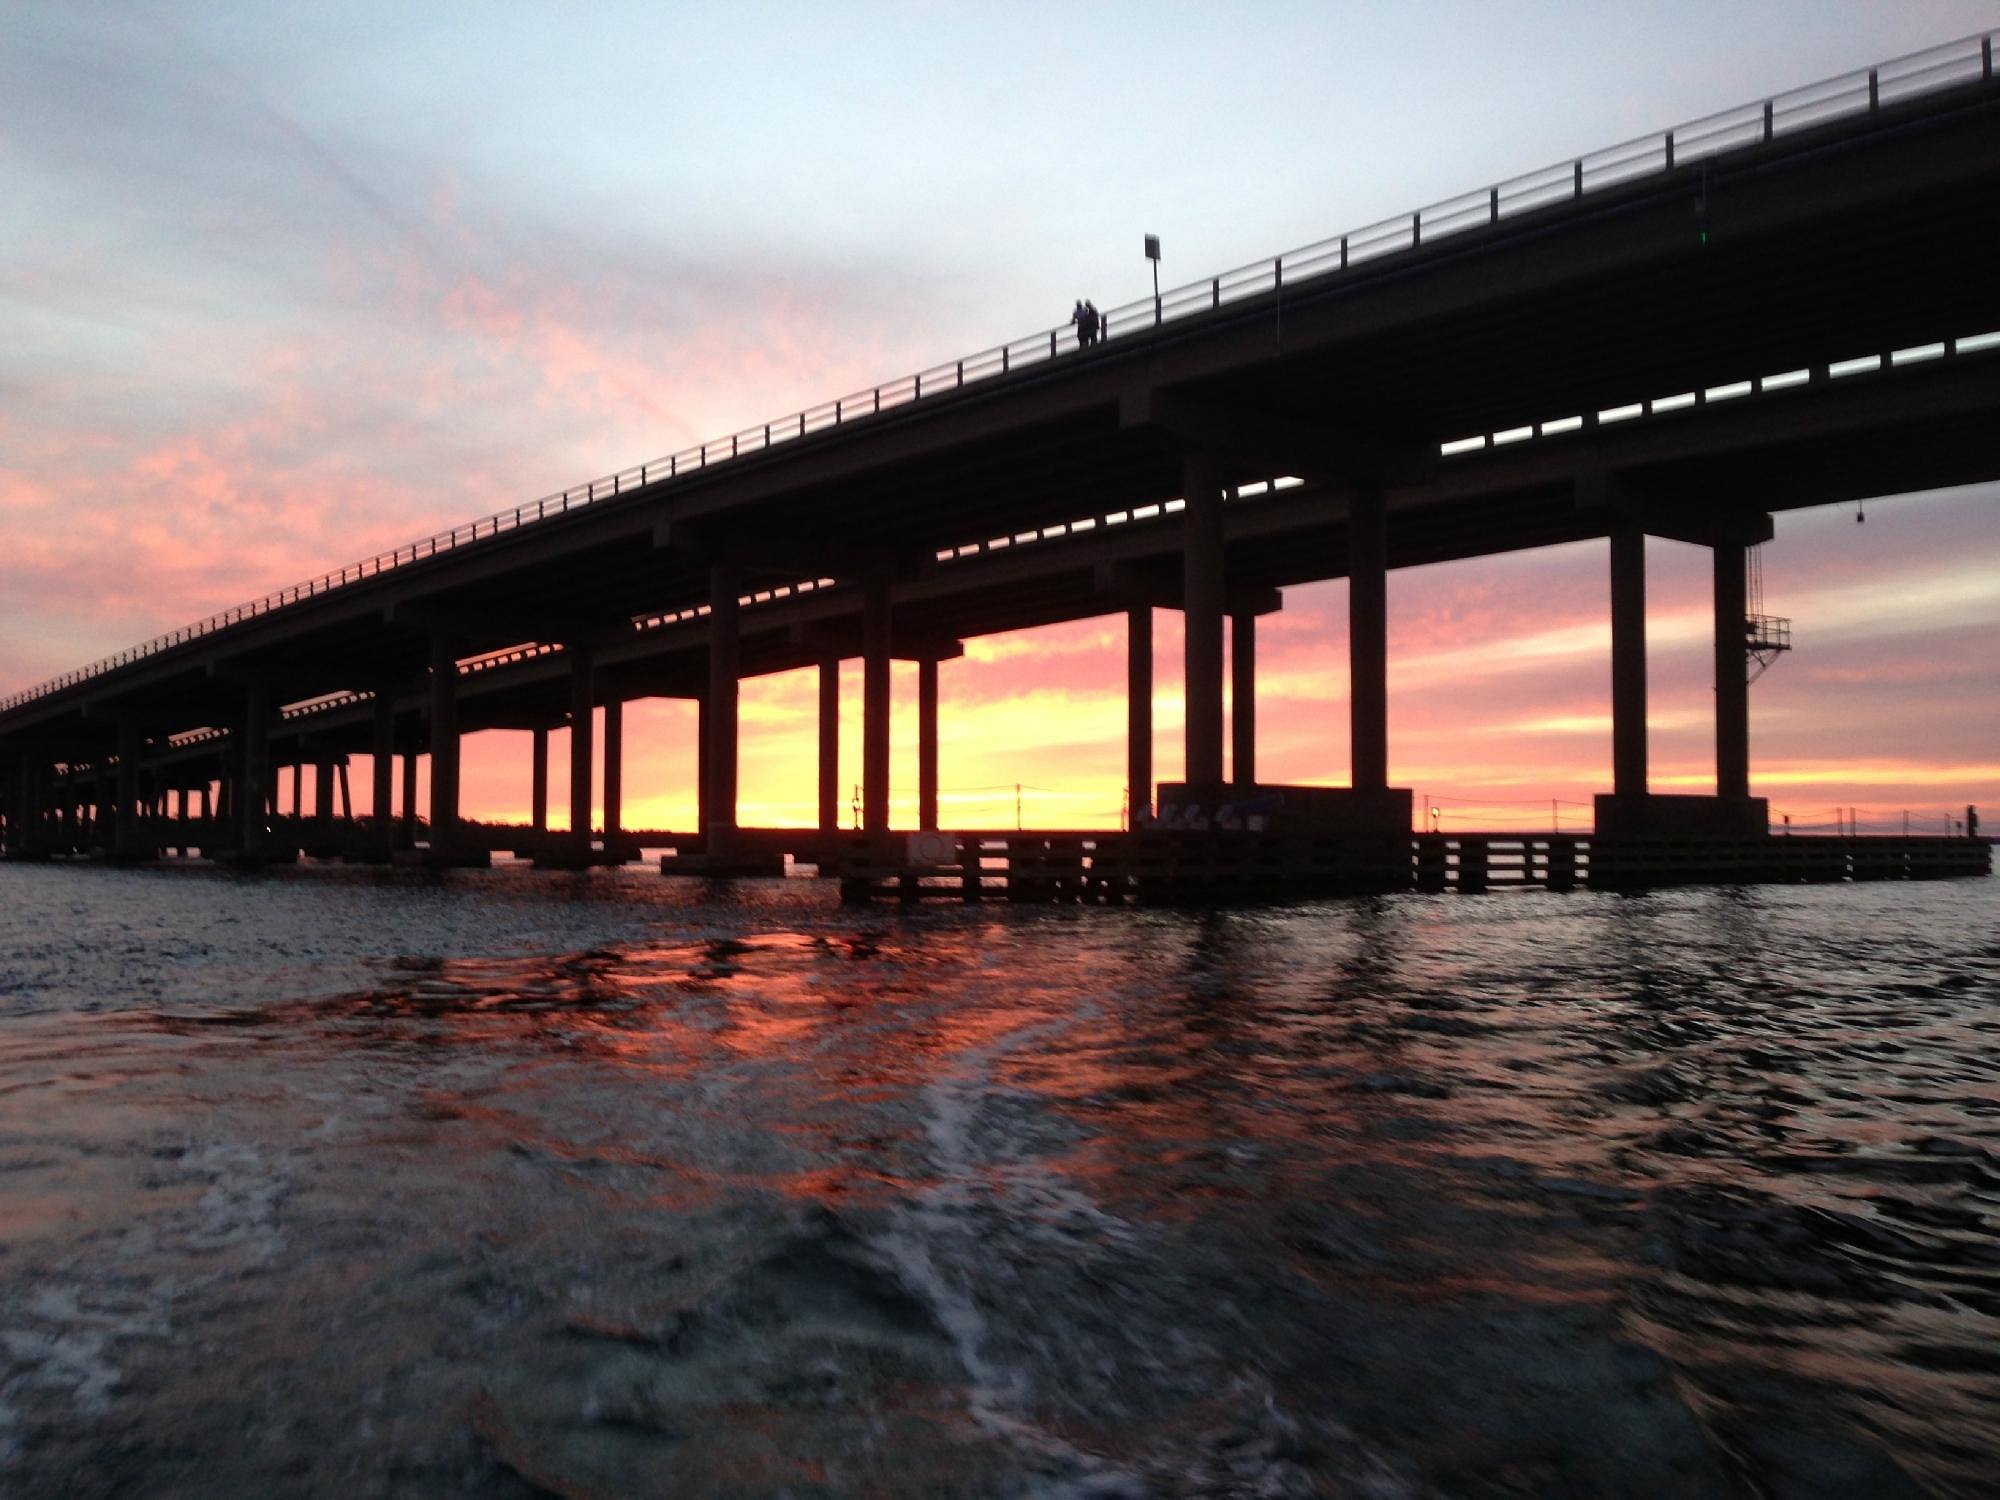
[867,997,1415,1498]
[872,1008,1161,1493]
[176,1142,287,1263]
[0,1139,289,1436]
[1,1285,170,1420]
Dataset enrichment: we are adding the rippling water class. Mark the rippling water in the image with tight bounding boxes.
[0,861,1995,1497]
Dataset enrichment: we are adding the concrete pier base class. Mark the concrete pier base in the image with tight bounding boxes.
[659,851,787,877]
[1593,793,1768,839]
[533,841,640,870]
[216,847,301,869]
[1156,781,1413,835]
[395,847,492,870]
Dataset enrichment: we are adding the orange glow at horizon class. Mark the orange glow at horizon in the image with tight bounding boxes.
[361,518,1995,837]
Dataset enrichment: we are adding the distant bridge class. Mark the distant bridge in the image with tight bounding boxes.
[3,34,1995,892]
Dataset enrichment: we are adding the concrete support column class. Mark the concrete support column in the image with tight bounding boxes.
[399,751,418,847]
[291,762,304,820]
[314,759,335,837]
[238,683,272,855]
[1231,611,1257,789]
[862,572,892,833]
[530,727,549,832]
[1714,542,1750,800]
[705,565,741,847]
[569,642,596,851]
[427,637,461,851]
[338,760,352,820]
[371,696,395,856]
[817,658,840,835]
[12,761,39,856]
[1348,487,1388,791]
[1127,606,1152,823]
[918,657,939,831]
[1182,454,1226,791]
[1609,518,1649,798]
[603,696,624,840]
[176,787,189,855]
[114,714,144,859]
[696,694,711,836]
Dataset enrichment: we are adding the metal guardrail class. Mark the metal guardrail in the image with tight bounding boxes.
[3,32,1993,717]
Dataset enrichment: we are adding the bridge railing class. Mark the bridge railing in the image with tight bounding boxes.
[3,31,1993,718]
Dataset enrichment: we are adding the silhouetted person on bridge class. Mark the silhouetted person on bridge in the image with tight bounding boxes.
[1071,299,1101,349]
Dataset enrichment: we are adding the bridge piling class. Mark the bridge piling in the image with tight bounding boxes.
[1349,487,1388,792]
[1609,517,1648,800]
[567,641,595,861]
[604,694,624,848]
[862,572,891,833]
[369,696,395,861]
[706,563,742,855]
[113,714,148,862]
[1231,610,1256,788]
[424,637,477,865]
[817,657,840,834]
[918,657,939,830]
[1127,606,1152,824]
[314,758,335,844]
[696,693,710,836]
[529,726,549,835]
[237,682,274,862]
[399,749,417,849]
[1182,455,1226,791]
[1714,539,1750,800]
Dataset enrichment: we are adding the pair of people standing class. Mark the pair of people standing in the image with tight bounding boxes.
[1070,299,1102,348]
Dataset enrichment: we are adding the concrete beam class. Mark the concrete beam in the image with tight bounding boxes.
[1093,559,1281,617]
[1119,386,1434,485]
[1576,475,1775,547]
[785,618,965,664]
[384,602,625,653]
[657,518,920,584]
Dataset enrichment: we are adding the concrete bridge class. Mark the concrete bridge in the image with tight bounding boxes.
[3,35,1996,893]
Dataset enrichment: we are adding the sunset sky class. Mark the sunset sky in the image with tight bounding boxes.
[3,2,1995,835]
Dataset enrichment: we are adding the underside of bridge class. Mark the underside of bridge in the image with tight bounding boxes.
[2,58,1996,890]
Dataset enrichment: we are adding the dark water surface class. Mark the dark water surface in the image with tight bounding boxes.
[0,862,1996,1497]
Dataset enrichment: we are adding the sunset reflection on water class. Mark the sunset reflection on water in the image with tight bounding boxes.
[0,864,1995,1495]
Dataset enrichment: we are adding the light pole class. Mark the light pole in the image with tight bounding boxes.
[1144,234,1161,323]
